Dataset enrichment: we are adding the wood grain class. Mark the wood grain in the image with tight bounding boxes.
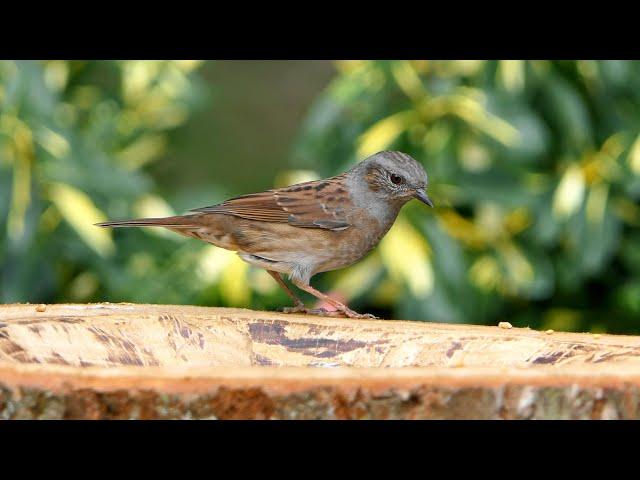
[1,303,639,419]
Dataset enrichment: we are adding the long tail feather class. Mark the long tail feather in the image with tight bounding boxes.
[95,216,198,228]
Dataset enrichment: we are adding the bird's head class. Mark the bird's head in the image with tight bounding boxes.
[359,151,433,207]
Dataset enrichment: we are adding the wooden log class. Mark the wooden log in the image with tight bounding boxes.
[1,303,639,419]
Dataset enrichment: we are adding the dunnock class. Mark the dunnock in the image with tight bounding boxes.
[97,151,434,318]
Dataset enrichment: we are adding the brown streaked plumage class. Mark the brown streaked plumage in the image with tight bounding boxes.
[96,151,434,318]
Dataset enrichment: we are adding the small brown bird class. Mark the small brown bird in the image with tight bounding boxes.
[97,151,434,318]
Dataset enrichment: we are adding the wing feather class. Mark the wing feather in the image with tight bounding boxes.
[191,175,351,231]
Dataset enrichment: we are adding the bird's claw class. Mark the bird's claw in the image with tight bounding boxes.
[339,309,378,319]
[282,303,307,314]
[307,308,347,317]
[357,313,378,319]
[281,304,377,319]
[281,306,342,317]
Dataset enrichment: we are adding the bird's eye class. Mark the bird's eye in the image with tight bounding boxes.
[390,174,404,185]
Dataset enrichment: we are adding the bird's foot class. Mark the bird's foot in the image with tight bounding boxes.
[312,306,377,319]
[324,301,377,319]
[338,308,378,319]
[281,305,343,317]
[306,308,348,317]
[281,302,308,314]
[281,304,376,319]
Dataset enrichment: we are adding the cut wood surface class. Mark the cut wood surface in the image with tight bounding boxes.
[1,303,639,419]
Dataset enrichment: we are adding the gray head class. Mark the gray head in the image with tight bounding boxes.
[353,151,434,207]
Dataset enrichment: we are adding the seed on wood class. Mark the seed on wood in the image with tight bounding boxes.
[498,322,512,329]
[545,329,554,335]
[35,304,47,312]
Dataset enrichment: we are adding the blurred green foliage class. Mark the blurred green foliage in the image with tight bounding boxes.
[0,60,210,304]
[2,60,640,334]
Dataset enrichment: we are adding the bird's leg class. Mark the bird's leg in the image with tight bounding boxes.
[266,270,306,313]
[291,279,377,319]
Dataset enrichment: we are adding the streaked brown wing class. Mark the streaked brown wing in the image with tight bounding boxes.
[192,190,290,223]
[191,175,351,231]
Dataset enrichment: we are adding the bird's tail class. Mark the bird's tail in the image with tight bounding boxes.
[95,215,199,229]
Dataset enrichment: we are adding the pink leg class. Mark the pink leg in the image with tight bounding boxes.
[291,280,377,319]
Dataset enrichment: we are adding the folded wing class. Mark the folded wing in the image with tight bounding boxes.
[191,175,351,231]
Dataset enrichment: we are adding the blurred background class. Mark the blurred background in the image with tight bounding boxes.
[1,60,640,334]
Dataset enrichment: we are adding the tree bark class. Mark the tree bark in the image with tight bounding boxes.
[1,303,639,419]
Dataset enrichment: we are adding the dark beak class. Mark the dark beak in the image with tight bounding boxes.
[413,188,434,208]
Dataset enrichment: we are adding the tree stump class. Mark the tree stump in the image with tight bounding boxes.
[1,303,639,419]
